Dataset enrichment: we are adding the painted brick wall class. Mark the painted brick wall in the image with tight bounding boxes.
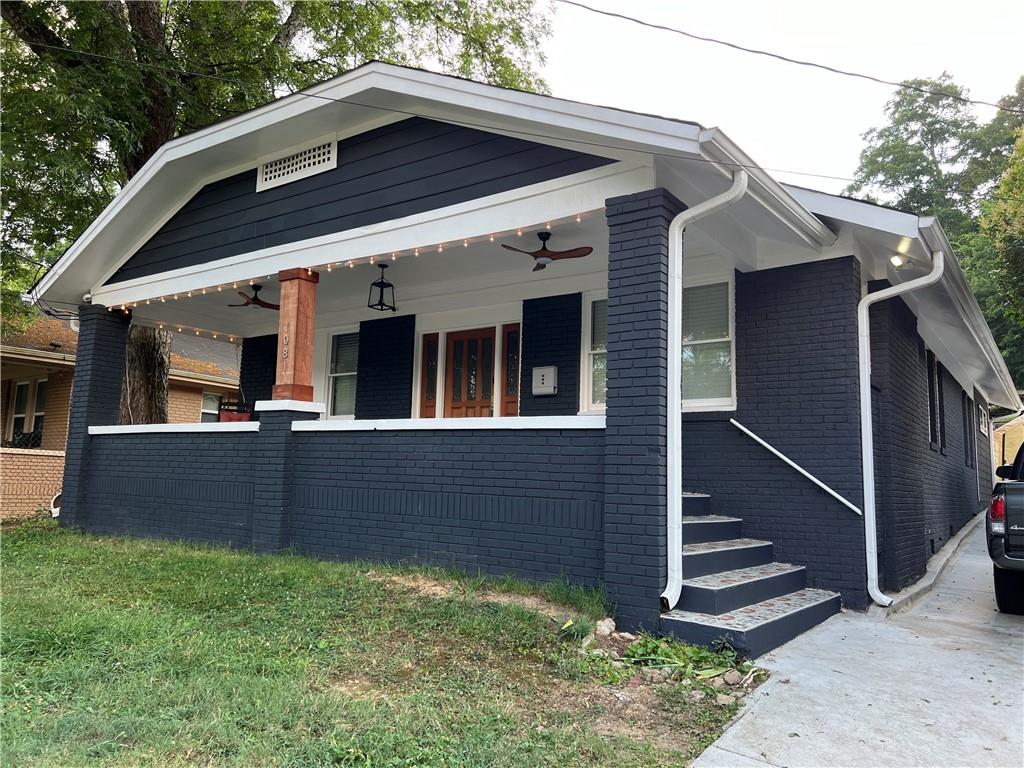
[289,429,605,583]
[603,189,682,630]
[681,257,868,608]
[0,448,64,520]
[519,293,582,417]
[84,432,257,545]
[61,305,131,528]
[355,314,416,419]
[240,334,278,406]
[75,424,605,585]
[870,289,990,590]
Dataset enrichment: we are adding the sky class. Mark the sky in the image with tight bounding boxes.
[541,0,1024,193]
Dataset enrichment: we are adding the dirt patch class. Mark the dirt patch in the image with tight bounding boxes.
[365,571,577,621]
[326,674,388,701]
[367,571,453,599]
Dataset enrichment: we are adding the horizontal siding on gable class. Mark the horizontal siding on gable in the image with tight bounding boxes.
[107,117,613,284]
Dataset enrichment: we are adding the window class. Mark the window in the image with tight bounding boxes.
[682,282,734,409]
[32,380,47,437]
[10,381,29,441]
[581,281,735,412]
[978,403,989,435]
[200,393,222,423]
[926,351,945,450]
[962,393,976,468]
[588,299,608,408]
[329,332,359,417]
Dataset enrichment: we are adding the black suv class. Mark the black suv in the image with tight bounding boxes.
[988,441,1024,614]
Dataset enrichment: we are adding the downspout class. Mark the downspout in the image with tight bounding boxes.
[858,248,945,607]
[662,170,749,611]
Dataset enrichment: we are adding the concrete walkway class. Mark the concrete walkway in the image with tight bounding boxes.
[694,524,1024,767]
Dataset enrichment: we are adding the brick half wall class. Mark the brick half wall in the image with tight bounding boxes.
[1,448,64,520]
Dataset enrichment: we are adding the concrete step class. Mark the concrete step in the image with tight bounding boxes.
[682,515,743,544]
[677,562,807,615]
[662,588,841,658]
[682,538,773,578]
[681,492,712,517]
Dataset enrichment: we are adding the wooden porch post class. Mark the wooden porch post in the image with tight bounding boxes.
[272,268,319,401]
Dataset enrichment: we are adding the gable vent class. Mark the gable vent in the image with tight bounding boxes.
[257,140,337,191]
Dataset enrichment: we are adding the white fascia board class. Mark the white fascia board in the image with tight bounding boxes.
[784,185,920,239]
[293,415,606,431]
[0,346,76,367]
[699,130,836,248]
[90,163,652,307]
[89,422,259,434]
[32,62,700,306]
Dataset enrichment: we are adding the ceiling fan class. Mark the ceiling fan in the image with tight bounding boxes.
[502,231,593,272]
[228,284,279,311]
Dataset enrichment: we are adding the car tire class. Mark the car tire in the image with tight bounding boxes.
[994,566,1024,614]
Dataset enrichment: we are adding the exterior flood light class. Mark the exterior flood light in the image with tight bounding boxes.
[889,254,906,268]
[368,263,397,312]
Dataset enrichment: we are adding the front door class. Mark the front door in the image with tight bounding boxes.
[444,327,495,417]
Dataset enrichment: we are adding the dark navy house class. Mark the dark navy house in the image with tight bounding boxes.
[32,64,1020,656]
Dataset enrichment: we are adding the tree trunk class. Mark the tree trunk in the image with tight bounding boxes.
[119,325,172,424]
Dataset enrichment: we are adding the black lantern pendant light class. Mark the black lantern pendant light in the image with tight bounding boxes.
[367,263,397,312]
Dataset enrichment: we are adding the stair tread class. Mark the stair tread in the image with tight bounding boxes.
[683,538,771,554]
[682,562,804,590]
[664,588,839,632]
[682,515,742,524]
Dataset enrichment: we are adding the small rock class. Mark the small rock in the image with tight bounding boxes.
[595,618,616,637]
[616,631,637,642]
[627,676,643,688]
[715,694,736,706]
[591,648,610,659]
[723,669,744,686]
[609,649,620,660]
[580,633,595,650]
[710,676,727,690]
[689,690,705,702]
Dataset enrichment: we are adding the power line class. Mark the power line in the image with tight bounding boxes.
[15,41,1022,203]
[3,40,909,186]
[555,0,1024,117]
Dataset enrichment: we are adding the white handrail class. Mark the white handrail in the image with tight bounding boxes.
[730,418,862,516]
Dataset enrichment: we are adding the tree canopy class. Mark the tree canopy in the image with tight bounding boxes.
[847,73,1024,388]
[1,0,551,328]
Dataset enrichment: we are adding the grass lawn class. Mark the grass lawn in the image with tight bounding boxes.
[3,520,743,767]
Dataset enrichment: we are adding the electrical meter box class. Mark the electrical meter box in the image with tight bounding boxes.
[531,366,558,396]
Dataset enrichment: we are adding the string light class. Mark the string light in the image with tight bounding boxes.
[114,210,596,329]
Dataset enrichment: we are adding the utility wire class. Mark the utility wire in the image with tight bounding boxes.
[20,39,1020,199]
[555,0,1024,117]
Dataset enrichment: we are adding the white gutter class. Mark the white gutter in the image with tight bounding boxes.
[662,169,749,611]
[858,248,945,607]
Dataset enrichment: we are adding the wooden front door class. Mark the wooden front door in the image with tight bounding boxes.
[444,327,496,418]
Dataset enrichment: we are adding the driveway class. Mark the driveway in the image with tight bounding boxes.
[694,522,1024,767]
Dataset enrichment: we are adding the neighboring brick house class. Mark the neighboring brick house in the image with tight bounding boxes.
[0,317,238,520]
[994,412,1024,470]
[23,64,1021,656]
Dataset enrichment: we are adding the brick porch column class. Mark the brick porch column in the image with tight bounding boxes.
[273,268,319,401]
[603,188,686,631]
[60,304,131,527]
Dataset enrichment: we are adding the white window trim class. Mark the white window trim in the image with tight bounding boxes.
[681,274,736,412]
[200,392,222,423]
[7,380,33,440]
[578,275,737,414]
[579,288,608,415]
[32,380,47,429]
[325,326,360,420]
